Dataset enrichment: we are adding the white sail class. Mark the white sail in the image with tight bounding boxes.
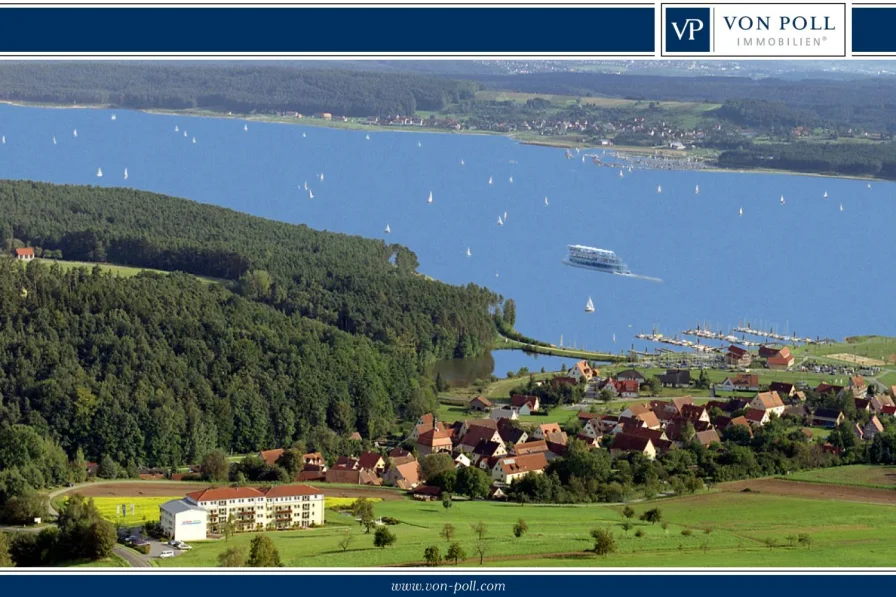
[738,207,743,216]
[867,183,872,189]
[303,181,308,191]
[365,134,370,140]
[384,224,391,234]
[427,191,433,204]
[613,333,617,343]
[123,168,128,180]
[488,176,493,186]
[695,185,700,195]
[466,247,471,257]
[503,211,507,221]
[509,176,513,183]
[319,173,324,182]
[840,203,844,212]
[497,216,503,226]
[619,169,624,178]
[244,123,248,132]
[302,132,306,138]
[309,190,314,199]
[780,195,785,205]
[544,197,549,206]
[460,159,465,166]
[52,136,57,145]
[73,129,78,138]
[581,155,585,163]
[111,114,117,121]
[174,125,179,133]
[183,131,188,138]
[192,137,196,144]
[823,191,828,198]
[585,297,595,313]
[96,167,103,178]
[1,136,4,145]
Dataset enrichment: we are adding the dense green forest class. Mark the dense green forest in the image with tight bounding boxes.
[0,63,475,116]
[0,181,501,364]
[717,142,896,178]
[467,72,896,132]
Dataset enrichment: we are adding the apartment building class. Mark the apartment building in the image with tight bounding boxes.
[160,484,325,540]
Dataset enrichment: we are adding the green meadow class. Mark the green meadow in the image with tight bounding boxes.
[36,258,225,285]
[781,465,896,490]
[156,490,896,568]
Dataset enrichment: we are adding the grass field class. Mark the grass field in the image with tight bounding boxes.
[36,259,225,285]
[68,553,129,568]
[781,465,896,490]
[793,336,896,364]
[156,489,896,567]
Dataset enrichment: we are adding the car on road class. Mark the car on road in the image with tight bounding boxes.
[159,550,175,559]
[176,542,192,550]
[167,539,179,546]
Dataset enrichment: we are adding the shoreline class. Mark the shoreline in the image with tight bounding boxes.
[1,99,886,184]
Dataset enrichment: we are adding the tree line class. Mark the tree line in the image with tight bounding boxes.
[0,63,476,117]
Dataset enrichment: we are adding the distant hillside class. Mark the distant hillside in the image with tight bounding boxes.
[0,62,475,116]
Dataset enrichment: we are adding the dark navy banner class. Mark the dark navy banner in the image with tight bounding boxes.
[2,573,896,594]
[0,7,654,54]
[853,6,896,53]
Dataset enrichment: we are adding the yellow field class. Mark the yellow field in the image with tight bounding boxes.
[88,496,179,524]
[324,497,382,509]
[825,353,886,367]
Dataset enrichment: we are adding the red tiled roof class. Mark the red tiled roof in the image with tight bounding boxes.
[513,440,548,455]
[497,453,548,475]
[262,484,322,498]
[754,391,785,410]
[611,433,653,453]
[187,487,265,502]
[357,451,384,471]
[259,448,285,467]
[511,394,538,408]
[15,247,34,257]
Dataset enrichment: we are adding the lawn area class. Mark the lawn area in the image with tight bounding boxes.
[780,465,896,490]
[36,258,225,285]
[157,490,896,568]
[793,335,896,365]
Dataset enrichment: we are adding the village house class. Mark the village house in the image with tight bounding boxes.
[872,394,896,413]
[651,396,695,416]
[744,408,770,427]
[382,459,421,490]
[416,428,453,456]
[458,417,498,439]
[457,424,503,454]
[471,440,507,465]
[469,396,492,412]
[532,423,562,441]
[861,416,885,441]
[497,419,529,445]
[325,468,381,485]
[258,448,285,467]
[657,369,691,388]
[577,411,597,424]
[766,347,794,370]
[769,382,798,399]
[610,433,657,460]
[716,374,760,393]
[749,391,786,416]
[512,439,549,456]
[489,453,548,483]
[14,247,34,262]
[812,408,846,428]
[569,360,596,382]
[454,453,471,468]
[726,345,753,367]
[694,429,722,448]
[510,394,541,414]
[489,406,520,421]
[616,369,647,384]
[815,382,845,397]
[614,379,640,398]
[848,375,868,398]
[410,413,444,440]
[357,451,386,474]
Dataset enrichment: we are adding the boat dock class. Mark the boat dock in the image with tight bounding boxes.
[733,326,815,344]
[681,328,761,347]
[635,332,721,353]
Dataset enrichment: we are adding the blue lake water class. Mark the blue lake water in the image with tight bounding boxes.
[1,103,893,374]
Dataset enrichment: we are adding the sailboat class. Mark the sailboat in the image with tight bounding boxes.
[823,191,828,199]
[302,132,306,138]
[628,165,633,173]
[460,159,465,166]
[466,247,471,257]
[192,137,197,144]
[1,136,4,145]
[488,176,493,186]
[495,271,499,278]
[183,131,188,138]
[73,129,78,138]
[509,176,513,184]
[657,185,662,194]
[780,195,785,205]
[111,114,117,121]
[308,190,314,199]
[867,183,872,189]
[497,216,504,226]
[427,191,433,204]
[52,136,57,145]
[695,185,700,195]
[384,224,391,234]
[544,196,549,206]
[840,203,844,212]
[618,169,624,178]
[174,125,179,133]
[123,168,128,180]
[585,297,595,313]
[244,123,248,132]
[96,167,103,178]
[738,207,743,217]
[503,211,507,221]
[365,134,370,140]
[319,173,324,182]
[613,333,617,343]
[581,155,585,164]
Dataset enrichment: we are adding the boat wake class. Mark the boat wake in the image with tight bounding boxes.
[616,272,663,283]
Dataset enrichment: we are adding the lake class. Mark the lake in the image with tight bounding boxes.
[1,103,894,375]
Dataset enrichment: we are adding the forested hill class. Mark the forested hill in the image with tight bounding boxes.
[0,181,501,364]
[0,63,475,116]
[0,259,421,466]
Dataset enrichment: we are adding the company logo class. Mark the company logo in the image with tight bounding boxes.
[665,7,710,52]
[180,520,203,525]
[663,4,846,57]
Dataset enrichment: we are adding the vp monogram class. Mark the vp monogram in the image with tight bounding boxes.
[671,18,705,41]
